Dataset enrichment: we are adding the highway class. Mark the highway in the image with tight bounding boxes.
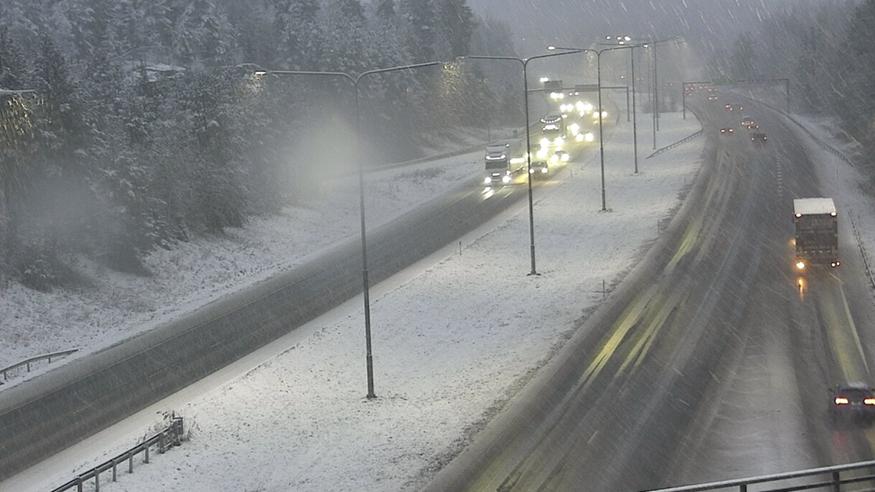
[425,94,875,490]
[0,97,613,481]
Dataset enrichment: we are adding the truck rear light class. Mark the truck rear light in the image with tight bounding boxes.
[864,398,875,405]
[835,397,849,405]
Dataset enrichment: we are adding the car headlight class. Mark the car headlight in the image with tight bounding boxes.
[541,167,548,173]
[502,175,511,184]
[484,177,492,184]
[796,261,806,271]
[561,153,570,162]
[576,133,584,142]
[584,132,594,142]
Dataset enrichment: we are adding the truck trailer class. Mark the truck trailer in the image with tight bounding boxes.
[483,141,525,188]
[793,197,839,272]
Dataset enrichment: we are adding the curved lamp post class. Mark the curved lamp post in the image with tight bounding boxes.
[460,49,587,276]
[256,61,441,399]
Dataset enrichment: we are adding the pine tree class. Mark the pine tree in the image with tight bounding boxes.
[401,0,436,63]
[376,0,396,19]
[436,0,475,57]
[272,0,322,70]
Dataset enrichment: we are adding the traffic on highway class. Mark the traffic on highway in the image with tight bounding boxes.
[2,1,875,491]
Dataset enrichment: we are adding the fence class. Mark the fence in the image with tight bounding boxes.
[1,349,79,383]
[50,415,185,492]
[848,208,875,291]
[646,129,704,159]
[647,459,875,491]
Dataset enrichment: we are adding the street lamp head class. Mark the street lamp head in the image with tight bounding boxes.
[624,35,632,42]
[643,43,649,48]
[605,35,612,40]
[254,70,268,76]
[547,45,557,51]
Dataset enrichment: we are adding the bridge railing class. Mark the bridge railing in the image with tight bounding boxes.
[647,459,875,492]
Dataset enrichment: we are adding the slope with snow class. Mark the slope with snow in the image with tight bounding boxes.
[6,112,705,491]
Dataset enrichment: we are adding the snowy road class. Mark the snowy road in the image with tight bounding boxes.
[427,95,875,490]
[1,105,702,490]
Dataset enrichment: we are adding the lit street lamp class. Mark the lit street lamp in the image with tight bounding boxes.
[255,61,442,400]
[460,49,585,276]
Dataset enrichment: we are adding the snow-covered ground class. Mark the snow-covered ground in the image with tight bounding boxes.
[10,111,704,491]
[0,127,514,374]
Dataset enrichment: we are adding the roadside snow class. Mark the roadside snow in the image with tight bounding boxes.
[0,129,511,374]
[18,112,703,491]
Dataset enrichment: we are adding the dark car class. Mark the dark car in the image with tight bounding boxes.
[741,117,756,129]
[719,127,735,135]
[529,160,549,178]
[830,383,875,423]
[751,132,768,143]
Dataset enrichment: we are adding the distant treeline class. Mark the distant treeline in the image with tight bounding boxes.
[0,0,522,290]
[712,0,875,175]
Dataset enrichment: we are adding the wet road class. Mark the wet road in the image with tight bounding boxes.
[425,94,875,491]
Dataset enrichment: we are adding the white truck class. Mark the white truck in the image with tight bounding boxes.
[793,197,839,272]
[483,141,525,187]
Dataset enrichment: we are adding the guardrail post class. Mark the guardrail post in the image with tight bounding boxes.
[832,470,840,491]
[94,472,100,492]
[77,478,83,492]
[112,459,117,481]
[128,451,134,473]
[740,484,746,492]
[159,432,165,453]
[26,361,31,372]
[145,444,150,464]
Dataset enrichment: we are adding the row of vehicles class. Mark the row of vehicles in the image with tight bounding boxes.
[701,88,865,428]
[483,87,601,188]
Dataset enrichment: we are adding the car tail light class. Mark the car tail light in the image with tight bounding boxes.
[864,398,875,405]
[835,397,850,405]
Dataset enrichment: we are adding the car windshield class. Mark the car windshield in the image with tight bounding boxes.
[3,2,874,492]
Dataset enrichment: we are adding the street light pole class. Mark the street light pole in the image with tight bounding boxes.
[630,47,639,174]
[254,61,440,400]
[548,44,639,210]
[463,50,584,276]
[596,52,607,210]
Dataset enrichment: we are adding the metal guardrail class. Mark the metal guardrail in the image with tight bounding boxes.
[646,129,704,159]
[646,459,875,491]
[1,349,79,383]
[50,416,184,492]
[848,208,875,291]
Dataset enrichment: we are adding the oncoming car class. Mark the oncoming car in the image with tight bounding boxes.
[719,127,735,135]
[551,150,570,164]
[830,383,875,423]
[529,160,549,178]
[751,132,768,143]
[707,94,718,102]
